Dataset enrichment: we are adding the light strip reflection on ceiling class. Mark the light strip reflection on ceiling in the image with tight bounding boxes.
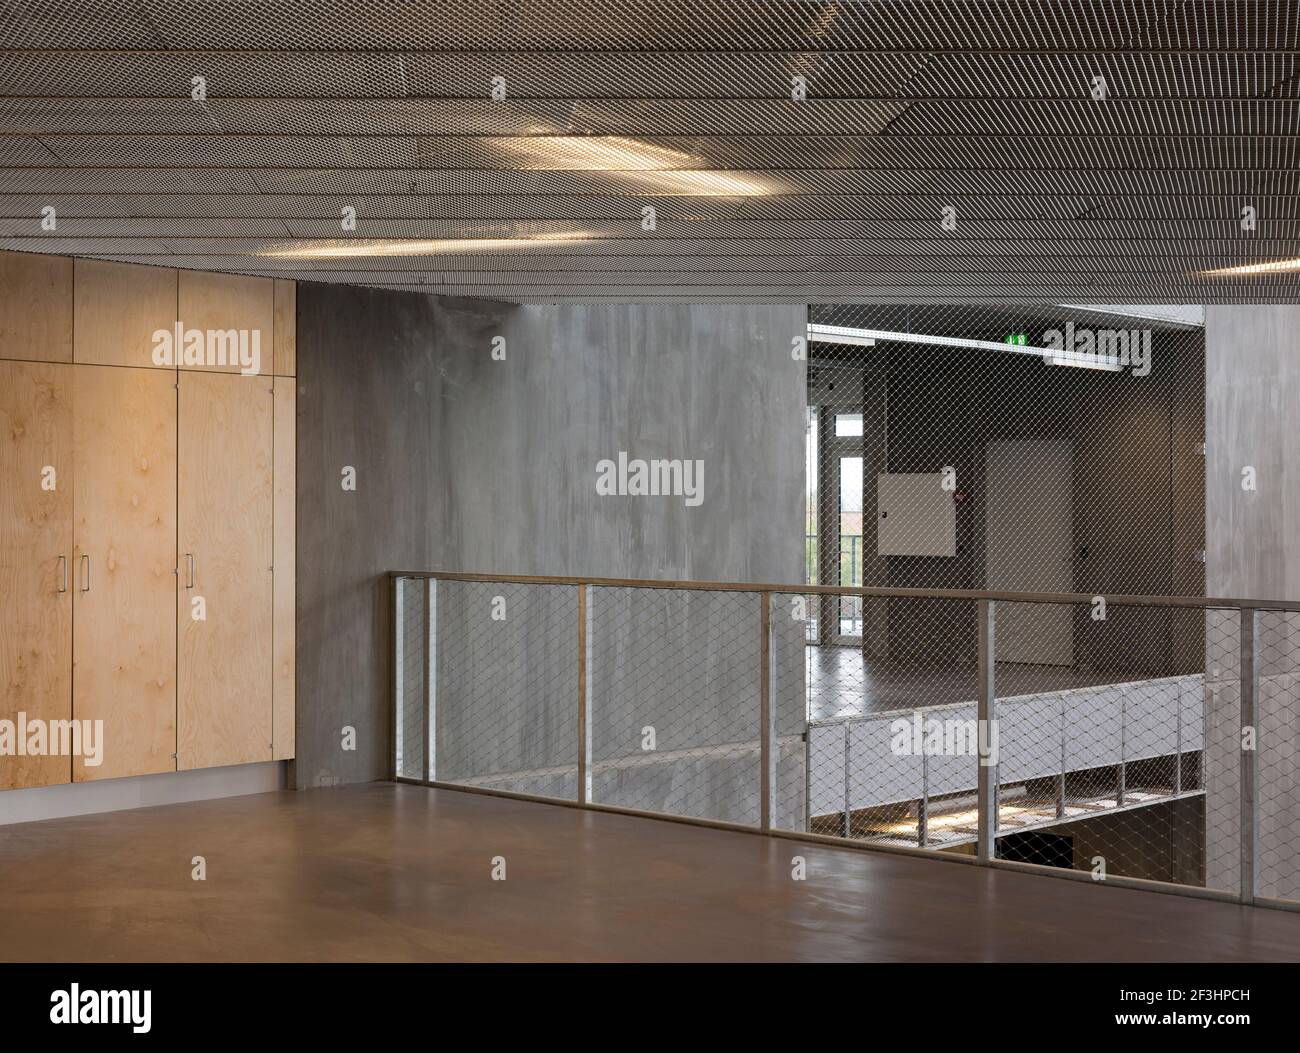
[808,324,1123,372]
[1202,258,1300,277]
[255,235,593,259]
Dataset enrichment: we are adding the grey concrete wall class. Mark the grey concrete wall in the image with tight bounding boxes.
[1204,306,1300,898]
[295,284,442,789]
[296,287,807,803]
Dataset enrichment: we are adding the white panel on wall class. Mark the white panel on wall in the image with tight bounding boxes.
[876,473,956,557]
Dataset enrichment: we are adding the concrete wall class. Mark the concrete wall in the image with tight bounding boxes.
[296,286,807,800]
[1204,306,1300,898]
[296,285,442,789]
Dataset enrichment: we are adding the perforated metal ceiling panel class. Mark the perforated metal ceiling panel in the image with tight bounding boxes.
[2,0,1299,303]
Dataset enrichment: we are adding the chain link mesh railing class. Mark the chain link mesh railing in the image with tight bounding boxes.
[1256,610,1300,902]
[393,571,1300,911]
[394,574,426,782]
[587,585,761,824]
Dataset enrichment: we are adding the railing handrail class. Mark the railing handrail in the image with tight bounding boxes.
[388,569,1300,613]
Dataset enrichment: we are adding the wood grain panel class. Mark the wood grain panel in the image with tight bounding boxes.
[177,371,273,770]
[178,270,274,376]
[0,251,73,364]
[73,259,176,369]
[0,361,73,788]
[273,376,295,760]
[72,364,177,781]
[273,279,296,377]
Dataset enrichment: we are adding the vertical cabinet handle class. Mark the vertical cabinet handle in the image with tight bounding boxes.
[57,555,67,593]
[80,554,90,592]
[186,553,195,589]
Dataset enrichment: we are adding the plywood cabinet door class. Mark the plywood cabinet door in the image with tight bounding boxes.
[72,365,177,781]
[177,271,274,375]
[73,259,176,369]
[177,371,273,769]
[0,252,73,363]
[0,362,73,788]
[272,376,296,760]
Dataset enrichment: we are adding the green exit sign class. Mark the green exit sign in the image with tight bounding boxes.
[1005,333,1028,346]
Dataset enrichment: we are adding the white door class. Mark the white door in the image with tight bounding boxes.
[985,440,1074,666]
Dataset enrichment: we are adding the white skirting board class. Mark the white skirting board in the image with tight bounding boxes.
[0,761,287,826]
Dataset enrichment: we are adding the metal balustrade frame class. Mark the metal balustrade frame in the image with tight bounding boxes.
[389,569,1300,914]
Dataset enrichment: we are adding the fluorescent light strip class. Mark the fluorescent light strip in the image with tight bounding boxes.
[1202,258,1300,276]
[807,324,1123,372]
[255,234,593,259]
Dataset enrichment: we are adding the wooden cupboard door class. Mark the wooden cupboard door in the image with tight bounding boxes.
[177,271,274,376]
[273,279,296,377]
[0,251,73,364]
[178,371,273,769]
[73,259,176,369]
[272,377,295,760]
[72,365,177,782]
[0,362,73,789]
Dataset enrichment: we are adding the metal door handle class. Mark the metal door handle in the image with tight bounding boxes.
[186,553,195,589]
[80,554,90,592]
[57,555,67,593]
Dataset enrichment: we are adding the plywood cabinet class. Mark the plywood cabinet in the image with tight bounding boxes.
[274,279,297,377]
[273,376,296,760]
[2,252,296,791]
[73,259,177,369]
[177,372,274,769]
[72,365,178,782]
[178,270,275,376]
[0,361,73,788]
[0,252,73,364]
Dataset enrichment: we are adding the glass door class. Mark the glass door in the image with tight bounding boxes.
[837,454,864,638]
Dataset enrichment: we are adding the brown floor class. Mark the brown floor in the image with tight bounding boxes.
[1,782,1296,962]
[808,644,1162,721]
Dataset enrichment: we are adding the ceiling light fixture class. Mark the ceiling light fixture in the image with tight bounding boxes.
[255,234,593,259]
[1202,258,1300,276]
[808,324,1124,372]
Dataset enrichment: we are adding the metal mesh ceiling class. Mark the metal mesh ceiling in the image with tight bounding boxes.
[2,0,1299,303]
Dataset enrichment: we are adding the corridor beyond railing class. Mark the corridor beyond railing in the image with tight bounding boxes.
[390,570,1300,911]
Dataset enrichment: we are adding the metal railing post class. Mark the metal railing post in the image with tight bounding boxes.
[1056,692,1066,819]
[919,721,929,848]
[391,575,401,780]
[842,722,851,838]
[578,583,590,805]
[760,592,773,830]
[424,577,436,782]
[977,599,997,864]
[1240,607,1258,905]
[1117,686,1126,806]
[1174,677,1183,795]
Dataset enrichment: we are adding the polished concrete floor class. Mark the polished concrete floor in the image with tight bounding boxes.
[1,782,1297,962]
[808,644,1159,721]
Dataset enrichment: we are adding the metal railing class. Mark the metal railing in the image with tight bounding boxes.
[390,570,1300,912]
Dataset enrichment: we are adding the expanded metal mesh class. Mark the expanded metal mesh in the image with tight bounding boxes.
[4,1,1300,300]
